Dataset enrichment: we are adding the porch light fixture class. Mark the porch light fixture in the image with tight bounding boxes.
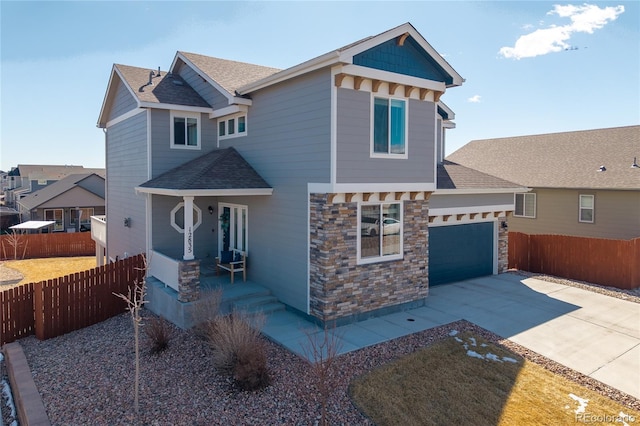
[208,205,214,215]
[501,221,508,230]
[597,165,606,172]
[631,157,639,169]
[124,217,131,227]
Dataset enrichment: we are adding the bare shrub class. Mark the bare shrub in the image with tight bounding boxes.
[144,315,172,354]
[302,323,343,426]
[233,342,271,391]
[206,311,270,390]
[113,257,148,416]
[192,288,223,340]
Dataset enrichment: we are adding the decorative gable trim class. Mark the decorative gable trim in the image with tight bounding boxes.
[240,22,463,95]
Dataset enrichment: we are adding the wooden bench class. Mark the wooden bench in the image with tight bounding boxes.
[215,249,246,284]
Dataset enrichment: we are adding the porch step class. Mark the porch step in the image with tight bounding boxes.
[232,295,286,316]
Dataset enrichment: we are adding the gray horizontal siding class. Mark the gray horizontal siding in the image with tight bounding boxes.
[150,110,218,178]
[217,69,332,312]
[177,64,226,109]
[430,193,513,209]
[106,111,148,259]
[336,90,436,183]
[108,79,138,122]
[150,195,220,260]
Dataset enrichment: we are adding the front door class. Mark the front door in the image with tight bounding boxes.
[218,203,248,254]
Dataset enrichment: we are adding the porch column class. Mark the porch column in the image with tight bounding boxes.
[183,196,195,260]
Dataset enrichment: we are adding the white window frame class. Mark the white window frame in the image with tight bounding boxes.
[514,193,536,218]
[370,95,408,159]
[579,194,595,223]
[218,113,247,140]
[170,110,201,149]
[44,208,64,232]
[357,201,403,264]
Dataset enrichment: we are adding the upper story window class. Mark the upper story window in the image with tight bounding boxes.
[579,194,594,223]
[171,111,200,149]
[372,97,407,158]
[358,202,403,264]
[514,193,536,218]
[219,114,247,140]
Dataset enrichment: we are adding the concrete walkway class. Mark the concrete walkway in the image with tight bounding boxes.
[261,273,640,399]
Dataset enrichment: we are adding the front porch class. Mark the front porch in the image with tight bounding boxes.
[146,255,285,329]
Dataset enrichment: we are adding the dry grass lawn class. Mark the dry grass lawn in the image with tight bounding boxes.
[350,331,640,426]
[1,256,96,288]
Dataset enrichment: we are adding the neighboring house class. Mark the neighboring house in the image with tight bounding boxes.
[2,164,104,208]
[447,126,640,241]
[96,22,524,327]
[16,173,106,233]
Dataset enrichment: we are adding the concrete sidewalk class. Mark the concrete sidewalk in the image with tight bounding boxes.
[261,273,640,399]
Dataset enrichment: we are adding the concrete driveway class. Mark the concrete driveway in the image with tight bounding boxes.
[424,274,640,399]
[263,273,640,399]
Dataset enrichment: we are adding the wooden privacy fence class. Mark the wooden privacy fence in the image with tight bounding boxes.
[508,232,640,290]
[0,232,96,260]
[1,254,145,346]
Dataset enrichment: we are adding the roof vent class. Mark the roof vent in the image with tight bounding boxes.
[597,165,606,172]
[632,157,639,169]
[148,70,154,86]
[157,66,161,77]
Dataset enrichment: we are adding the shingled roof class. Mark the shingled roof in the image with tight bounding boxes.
[17,173,105,210]
[437,161,523,190]
[447,126,640,190]
[138,147,271,192]
[114,64,211,108]
[178,52,282,96]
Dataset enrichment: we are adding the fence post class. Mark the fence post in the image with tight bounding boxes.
[33,281,44,340]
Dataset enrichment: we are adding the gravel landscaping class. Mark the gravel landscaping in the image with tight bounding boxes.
[2,272,639,425]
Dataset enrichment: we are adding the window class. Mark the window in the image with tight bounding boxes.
[44,209,64,232]
[171,111,200,149]
[579,195,594,223]
[70,208,94,226]
[514,193,536,218]
[219,114,247,139]
[359,202,402,263]
[372,97,406,157]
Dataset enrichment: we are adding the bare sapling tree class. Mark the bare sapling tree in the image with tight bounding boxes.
[3,229,28,260]
[113,255,148,416]
[302,322,343,426]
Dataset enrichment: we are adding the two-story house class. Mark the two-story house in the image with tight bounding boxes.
[97,23,524,327]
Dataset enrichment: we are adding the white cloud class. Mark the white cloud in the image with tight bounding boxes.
[499,4,624,59]
[468,95,482,103]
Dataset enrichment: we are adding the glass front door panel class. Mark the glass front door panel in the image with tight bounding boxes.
[219,204,248,254]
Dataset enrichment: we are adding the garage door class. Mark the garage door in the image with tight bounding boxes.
[429,222,494,286]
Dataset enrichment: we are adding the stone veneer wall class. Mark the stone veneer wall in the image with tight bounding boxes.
[178,259,200,303]
[498,215,509,273]
[309,194,430,323]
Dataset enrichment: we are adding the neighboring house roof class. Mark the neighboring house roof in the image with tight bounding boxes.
[17,173,105,210]
[14,164,86,181]
[113,64,211,108]
[137,148,272,196]
[436,161,524,191]
[447,126,640,190]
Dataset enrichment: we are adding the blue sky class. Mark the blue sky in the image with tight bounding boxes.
[1,1,638,171]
